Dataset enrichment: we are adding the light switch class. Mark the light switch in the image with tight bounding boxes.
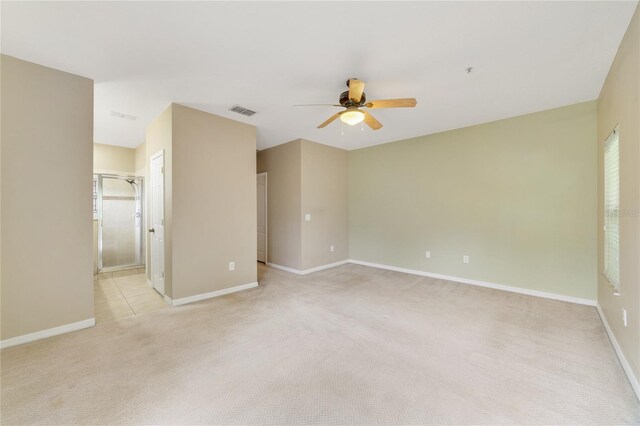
[305,213,311,221]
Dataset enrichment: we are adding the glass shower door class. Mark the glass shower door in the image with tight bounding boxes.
[98,175,144,271]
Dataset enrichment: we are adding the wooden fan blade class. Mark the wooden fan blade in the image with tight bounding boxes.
[348,79,366,103]
[365,98,417,109]
[317,112,342,128]
[363,110,383,130]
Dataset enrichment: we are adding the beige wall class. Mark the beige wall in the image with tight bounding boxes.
[301,139,349,270]
[145,106,173,289]
[350,101,598,301]
[257,139,349,271]
[1,55,94,340]
[93,143,135,174]
[597,5,639,383]
[257,140,302,269]
[146,104,257,299]
[171,104,257,298]
[135,142,146,176]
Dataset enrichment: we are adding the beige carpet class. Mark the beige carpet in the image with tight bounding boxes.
[1,263,638,424]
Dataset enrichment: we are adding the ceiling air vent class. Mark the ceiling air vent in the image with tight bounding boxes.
[229,105,257,117]
[110,110,137,120]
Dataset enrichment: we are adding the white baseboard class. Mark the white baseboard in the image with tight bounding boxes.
[0,318,96,349]
[302,260,350,274]
[267,259,349,275]
[266,262,303,274]
[268,258,596,306]
[348,259,596,306]
[596,303,640,402]
[164,281,259,306]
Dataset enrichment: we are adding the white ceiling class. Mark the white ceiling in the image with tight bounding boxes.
[1,1,637,151]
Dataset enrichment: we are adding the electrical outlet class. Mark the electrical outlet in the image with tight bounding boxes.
[463,255,470,264]
[623,308,627,327]
[330,245,335,252]
[305,213,311,221]
[425,251,431,259]
[228,261,235,271]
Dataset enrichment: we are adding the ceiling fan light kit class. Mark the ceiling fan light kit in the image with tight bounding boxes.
[297,78,417,131]
[340,108,365,125]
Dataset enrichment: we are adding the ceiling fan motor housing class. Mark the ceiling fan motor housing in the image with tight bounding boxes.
[314,78,415,130]
[339,90,366,107]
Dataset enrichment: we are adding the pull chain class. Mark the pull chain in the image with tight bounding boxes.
[341,120,344,136]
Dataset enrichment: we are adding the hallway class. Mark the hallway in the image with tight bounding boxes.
[94,273,167,323]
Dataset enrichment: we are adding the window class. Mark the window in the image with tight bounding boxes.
[603,126,620,291]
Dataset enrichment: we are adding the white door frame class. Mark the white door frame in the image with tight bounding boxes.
[150,150,166,296]
[257,172,268,263]
[96,173,144,273]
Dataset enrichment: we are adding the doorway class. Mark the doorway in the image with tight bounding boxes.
[257,172,267,263]
[96,174,144,272]
[150,150,166,295]
[93,171,166,323]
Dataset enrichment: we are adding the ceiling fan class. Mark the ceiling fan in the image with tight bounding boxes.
[296,78,417,131]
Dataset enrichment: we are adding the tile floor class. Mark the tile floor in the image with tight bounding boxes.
[94,273,167,323]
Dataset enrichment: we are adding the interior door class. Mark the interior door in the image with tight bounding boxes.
[257,173,267,263]
[150,151,165,295]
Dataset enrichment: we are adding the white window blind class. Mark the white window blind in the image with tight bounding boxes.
[603,127,620,290]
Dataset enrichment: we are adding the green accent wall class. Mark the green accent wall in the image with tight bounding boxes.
[349,101,598,300]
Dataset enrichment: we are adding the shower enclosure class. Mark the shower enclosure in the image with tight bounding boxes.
[95,174,144,272]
